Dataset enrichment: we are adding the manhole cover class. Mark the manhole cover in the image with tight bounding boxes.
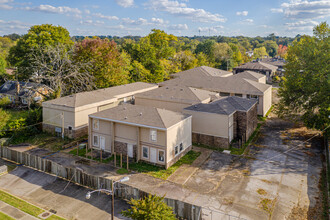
[38,212,53,219]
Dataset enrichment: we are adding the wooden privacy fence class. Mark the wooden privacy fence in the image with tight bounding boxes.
[0,146,201,220]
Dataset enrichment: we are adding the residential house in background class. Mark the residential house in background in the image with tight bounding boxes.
[0,80,53,106]
[42,82,158,138]
[135,85,218,112]
[232,71,266,84]
[184,96,258,149]
[233,61,278,82]
[88,104,192,168]
[161,67,272,116]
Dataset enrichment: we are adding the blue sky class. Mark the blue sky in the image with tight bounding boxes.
[0,0,329,37]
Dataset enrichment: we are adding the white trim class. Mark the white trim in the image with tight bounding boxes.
[93,119,99,130]
[142,146,149,160]
[93,134,99,147]
[90,116,167,131]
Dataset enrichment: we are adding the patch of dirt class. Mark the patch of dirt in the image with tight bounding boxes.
[287,205,308,220]
[222,197,234,205]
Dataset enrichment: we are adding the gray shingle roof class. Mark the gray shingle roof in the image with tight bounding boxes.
[233,61,278,72]
[135,85,217,104]
[184,96,257,115]
[90,104,190,129]
[233,71,266,81]
[172,66,233,78]
[0,81,51,98]
[44,82,158,108]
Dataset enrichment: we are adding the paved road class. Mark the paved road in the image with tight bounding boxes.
[184,118,324,219]
[0,165,130,220]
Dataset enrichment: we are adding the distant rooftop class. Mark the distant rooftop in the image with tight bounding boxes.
[0,80,52,98]
[135,85,217,104]
[184,96,257,115]
[43,82,158,108]
[172,66,233,78]
[233,61,278,72]
[233,71,266,81]
[90,104,190,129]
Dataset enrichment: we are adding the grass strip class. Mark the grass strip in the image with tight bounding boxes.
[0,190,44,217]
[0,211,15,220]
[0,190,66,220]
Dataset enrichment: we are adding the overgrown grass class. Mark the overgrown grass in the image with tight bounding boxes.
[230,123,262,155]
[0,212,15,220]
[46,215,66,220]
[69,147,91,157]
[124,150,201,180]
[0,190,64,220]
[265,105,274,117]
[9,133,71,151]
[116,168,129,174]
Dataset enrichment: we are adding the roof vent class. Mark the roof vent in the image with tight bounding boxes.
[180,88,183,91]
[194,105,197,108]
[139,112,142,116]
[124,116,128,119]
[123,107,127,110]
[166,87,169,89]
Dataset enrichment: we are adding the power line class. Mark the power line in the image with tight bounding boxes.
[0,113,62,133]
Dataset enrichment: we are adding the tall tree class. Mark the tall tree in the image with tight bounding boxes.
[74,37,130,88]
[8,24,73,79]
[29,45,95,98]
[253,47,268,59]
[277,22,330,134]
[262,40,278,57]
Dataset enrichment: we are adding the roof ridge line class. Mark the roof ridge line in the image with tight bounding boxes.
[156,108,167,129]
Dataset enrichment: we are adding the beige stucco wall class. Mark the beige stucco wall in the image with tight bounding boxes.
[140,127,166,147]
[259,76,266,84]
[135,97,192,113]
[43,107,75,129]
[261,86,272,116]
[166,116,192,165]
[75,107,98,129]
[183,109,230,138]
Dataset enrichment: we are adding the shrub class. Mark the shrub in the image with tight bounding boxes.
[0,96,10,108]
[121,194,176,220]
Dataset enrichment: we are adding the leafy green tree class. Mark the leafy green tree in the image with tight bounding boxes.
[253,47,268,59]
[277,22,330,134]
[8,24,73,79]
[262,40,278,57]
[122,194,176,220]
[74,37,130,88]
[0,56,6,75]
[195,40,216,62]
[130,60,153,82]
[0,97,10,108]
[172,50,198,71]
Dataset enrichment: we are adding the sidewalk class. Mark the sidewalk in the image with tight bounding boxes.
[0,200,38,220]
[167,146,212,185]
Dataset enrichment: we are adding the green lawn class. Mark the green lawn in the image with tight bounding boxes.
[126,150,201,180]
[0,212,15,220]
[0,190,65,220]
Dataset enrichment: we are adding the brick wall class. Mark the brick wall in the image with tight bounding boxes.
[42,123,88,139]
[192,133,229,149]
[234,104,258,142]
[114,141,137,159]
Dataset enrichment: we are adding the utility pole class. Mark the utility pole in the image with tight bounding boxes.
[61,112,64,139]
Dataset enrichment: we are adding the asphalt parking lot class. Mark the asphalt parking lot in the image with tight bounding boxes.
[185,118,324,219]
[0,165,130,220]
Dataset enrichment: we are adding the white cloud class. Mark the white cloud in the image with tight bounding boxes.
[93,12,119,20]
[115,0,134,8]
[280,0,330,19]
[0,0,13,9]
[80,20,104,26]
[285,19,319,30]
[0,19,30,31]
[151,17,168,25]
[271,8,284,13]
[146,0,226,23]
[122,17,148,25]
[198,25,223,33]
[25,5,82,18]
[236,11,248,16]
[243,18,254,23]
[168,24,188,30]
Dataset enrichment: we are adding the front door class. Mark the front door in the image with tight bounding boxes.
[150,148,157,163]
[100,136,105,150]
[127,144,133,158]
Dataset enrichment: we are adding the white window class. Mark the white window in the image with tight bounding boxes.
[142,146,149,159]
[158,150,165,163]
[150,130,157,142]
[93,135,99,147]
[93,119,99,130]
[175,146,179,155]
[179,143,183,152]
